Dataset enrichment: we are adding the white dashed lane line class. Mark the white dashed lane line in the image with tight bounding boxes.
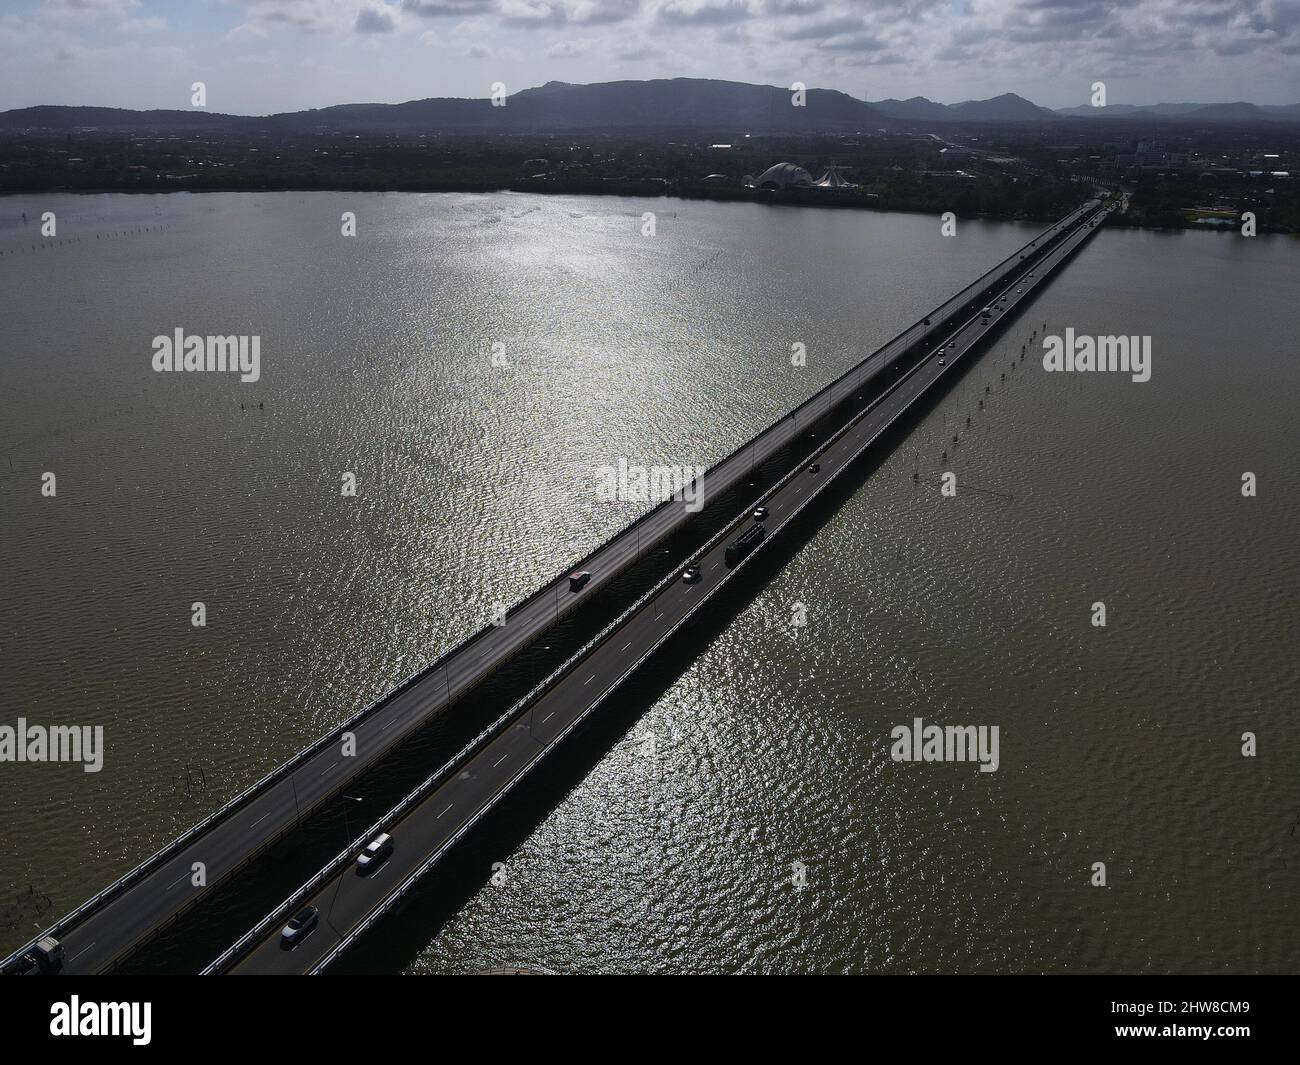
[66,942,97,965]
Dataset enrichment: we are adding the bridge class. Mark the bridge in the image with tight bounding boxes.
[4,195,1113,976]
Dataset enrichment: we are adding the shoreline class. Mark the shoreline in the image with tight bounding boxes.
[3,183,1296,234]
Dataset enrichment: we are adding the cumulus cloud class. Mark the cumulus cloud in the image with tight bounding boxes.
[404,0,496,17]
[5,0,1298,111]
[655,0,753,26]
[356,5,398,31]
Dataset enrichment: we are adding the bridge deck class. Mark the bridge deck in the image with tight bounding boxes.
[223,199,1113,974]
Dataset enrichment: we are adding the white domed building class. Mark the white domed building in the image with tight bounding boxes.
[752,162,815,190]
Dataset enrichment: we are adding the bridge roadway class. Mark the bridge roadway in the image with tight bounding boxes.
[6,197,1101,976]
[225,199,1113,974]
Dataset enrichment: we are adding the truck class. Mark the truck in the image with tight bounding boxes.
[17,936,65,974]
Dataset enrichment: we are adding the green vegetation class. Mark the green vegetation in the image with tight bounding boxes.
[1109,178,1300,233]
[0,128,1087,223]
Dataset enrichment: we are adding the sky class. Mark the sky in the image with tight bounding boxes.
[2,0,1299,114]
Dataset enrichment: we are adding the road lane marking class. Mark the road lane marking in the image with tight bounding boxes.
[67,942,97,965]
[620,641,631,653]
[585,675,595,685]
[437,803,454,819]
[493,753,509,768]
[541,710,556,724]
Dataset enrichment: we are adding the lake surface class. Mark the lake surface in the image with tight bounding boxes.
[2,192,1297,972]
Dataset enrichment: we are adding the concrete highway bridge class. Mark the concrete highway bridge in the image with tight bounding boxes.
[3,195,1113,976]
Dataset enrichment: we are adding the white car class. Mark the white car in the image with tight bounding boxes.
[356,832,393,874]
[280,906,319,947]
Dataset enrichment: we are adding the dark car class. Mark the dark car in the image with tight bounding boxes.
[681,565,702,585]
[568,570,591,592]
[808,462,820,474]
[281,906,319,947]
[724,524,767,567]
[752,506,769,521]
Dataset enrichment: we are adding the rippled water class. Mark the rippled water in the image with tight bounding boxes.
[2,193,1297,972]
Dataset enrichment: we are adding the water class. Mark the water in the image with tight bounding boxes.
[2,193,1297,972]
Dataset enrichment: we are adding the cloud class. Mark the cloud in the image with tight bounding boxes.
[570,0,641,23]
[655,0,753,26]
[42,0,141,17]
[356,5,398,32]
[545,36,591,54]
[615,40,666,58]
[5,0,1299,112]
[814,31,887,52]
[781,15,864,40]
[763,0,826,13]
[404,0,495,16]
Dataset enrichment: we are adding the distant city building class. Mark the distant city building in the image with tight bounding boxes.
[752,162,815,190]
[749,163,856,190]
[813,166,856,188]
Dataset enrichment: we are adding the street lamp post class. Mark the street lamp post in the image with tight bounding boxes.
[328,795,365,932]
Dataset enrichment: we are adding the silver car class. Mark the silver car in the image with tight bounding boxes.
[356,832,393,874]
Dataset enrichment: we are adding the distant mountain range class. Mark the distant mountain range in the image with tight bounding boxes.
[1052,101,1300,122]
[2,78,1297,134]
[867,93,1059,122]
[870,95,1300,123]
